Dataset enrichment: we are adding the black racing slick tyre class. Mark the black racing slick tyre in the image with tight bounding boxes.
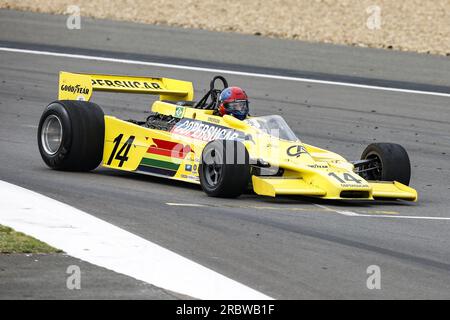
[37,100,105,171]
[199,140,251,198]
[360,143,411,185]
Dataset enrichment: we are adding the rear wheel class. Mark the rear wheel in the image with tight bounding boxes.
[360,143,411,185]
[199,140,251,198]
[37,100,104,171]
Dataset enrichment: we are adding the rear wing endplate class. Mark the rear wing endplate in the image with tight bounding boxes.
[58,71,194,101]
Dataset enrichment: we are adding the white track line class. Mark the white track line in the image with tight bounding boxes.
[356,214,450,220]
[314,204,360,216]
[0,180,272,300]
[0,47,449,98]
[315,204,450,221]
[166,203,206,207]
[167,202,450,221]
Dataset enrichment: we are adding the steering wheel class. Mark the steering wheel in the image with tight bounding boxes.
[194,76,229,110]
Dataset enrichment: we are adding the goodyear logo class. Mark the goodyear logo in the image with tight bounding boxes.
[60,84,90,95]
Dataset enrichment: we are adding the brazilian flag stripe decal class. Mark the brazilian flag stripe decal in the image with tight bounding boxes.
[137,165,177,177]
[138,138,191,177]
[140,157,180,171]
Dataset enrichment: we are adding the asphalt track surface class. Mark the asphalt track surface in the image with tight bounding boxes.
[0,254,184,300]
[1,10,450,299]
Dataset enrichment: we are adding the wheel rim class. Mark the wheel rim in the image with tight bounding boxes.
[41,114,63,155]
[203,148,223,187]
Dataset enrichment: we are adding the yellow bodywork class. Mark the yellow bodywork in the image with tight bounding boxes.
[58,71,194,101]
[57,71,418,201]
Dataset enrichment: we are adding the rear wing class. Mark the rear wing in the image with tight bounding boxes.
[58,71,194,101]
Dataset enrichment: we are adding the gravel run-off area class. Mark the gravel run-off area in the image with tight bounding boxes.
[1,1,449,56]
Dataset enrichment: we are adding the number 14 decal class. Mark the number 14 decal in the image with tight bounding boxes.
[107,134,135,167]
[328,172,362,184]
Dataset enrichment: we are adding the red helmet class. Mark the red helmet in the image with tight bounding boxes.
[218,87,249,120]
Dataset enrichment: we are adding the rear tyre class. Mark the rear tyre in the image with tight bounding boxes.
[37,100,104,171]
[199,140,251,198]
[360,143,411,185]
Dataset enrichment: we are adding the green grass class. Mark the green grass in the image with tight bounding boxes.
[0,225,62,254]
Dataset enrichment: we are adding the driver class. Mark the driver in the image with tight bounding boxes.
[218,87,249,120]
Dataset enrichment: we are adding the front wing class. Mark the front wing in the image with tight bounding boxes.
[252,176,417,201]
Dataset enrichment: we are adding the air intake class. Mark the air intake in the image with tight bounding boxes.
[340,191,370,199]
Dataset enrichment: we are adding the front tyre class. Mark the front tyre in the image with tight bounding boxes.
[37,100,104,171]
[360,143,411,185]
[199,140,251,198]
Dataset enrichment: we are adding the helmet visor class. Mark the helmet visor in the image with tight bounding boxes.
[225,100,249,113]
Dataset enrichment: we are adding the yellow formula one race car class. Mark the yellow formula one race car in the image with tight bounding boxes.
[37,72,418,201]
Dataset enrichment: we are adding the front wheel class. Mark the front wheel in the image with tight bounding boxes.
[360,143,411,185]
[199,140,251,198]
